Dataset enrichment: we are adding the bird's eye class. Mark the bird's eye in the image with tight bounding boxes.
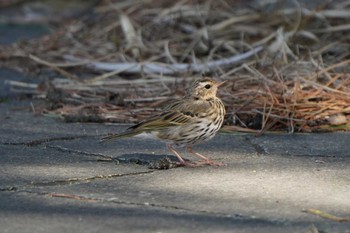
[205,84,211,89]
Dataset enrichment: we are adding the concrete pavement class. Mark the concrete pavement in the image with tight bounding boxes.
[0,101,349,233]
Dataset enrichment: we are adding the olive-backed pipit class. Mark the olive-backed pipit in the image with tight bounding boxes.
[101,78,226,167]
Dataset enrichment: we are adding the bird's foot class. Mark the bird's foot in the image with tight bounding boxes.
[176,161,203,167]
[197,159,226,166]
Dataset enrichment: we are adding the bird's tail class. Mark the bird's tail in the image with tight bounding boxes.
[100,131,140,143]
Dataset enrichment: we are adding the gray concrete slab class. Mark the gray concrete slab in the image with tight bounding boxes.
[23,154,350,228]
[0,102,112,143]
[0,144,149,189]
[250,133,350,157]
[1,101,350,233]
[0,192,308,233]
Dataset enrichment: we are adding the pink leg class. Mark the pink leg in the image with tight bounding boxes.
[167,145,198,167]
[186,147,225,166]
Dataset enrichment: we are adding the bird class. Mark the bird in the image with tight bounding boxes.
[101,78,226,167]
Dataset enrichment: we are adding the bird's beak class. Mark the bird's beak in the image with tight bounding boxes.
[217,80,227,87]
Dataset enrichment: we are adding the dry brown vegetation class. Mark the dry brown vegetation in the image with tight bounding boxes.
[1,0,349,133]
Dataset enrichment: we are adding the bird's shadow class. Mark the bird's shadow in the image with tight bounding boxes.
[114,153,182,169]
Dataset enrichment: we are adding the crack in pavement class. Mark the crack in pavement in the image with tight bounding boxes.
[0,171,154,192]
[1,135,96,146]
[46,145,182,169]
[46,144,114,160]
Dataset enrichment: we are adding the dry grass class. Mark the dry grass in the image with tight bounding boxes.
[1,0,349,133]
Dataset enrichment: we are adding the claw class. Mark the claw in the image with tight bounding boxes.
[178,160,225,167]
[197,160,226,166]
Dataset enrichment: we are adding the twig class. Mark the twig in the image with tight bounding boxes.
[65,46,263,75]
[29,54,80,81]
[308,59,350,80]
[303,208,350,222]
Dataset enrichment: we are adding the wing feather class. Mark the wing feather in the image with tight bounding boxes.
[129,110,193,131]
[101,98,213,142]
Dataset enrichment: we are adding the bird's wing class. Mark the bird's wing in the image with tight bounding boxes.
[101,99,210,142]
[129,109,194,131]
[100,110,194,142]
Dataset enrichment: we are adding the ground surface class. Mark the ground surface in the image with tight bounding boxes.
[0,100,349,233]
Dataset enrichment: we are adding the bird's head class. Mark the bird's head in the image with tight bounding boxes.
[187,78,226,100]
